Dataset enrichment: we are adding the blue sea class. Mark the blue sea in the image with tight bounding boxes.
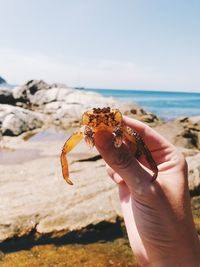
[83,88,200,121]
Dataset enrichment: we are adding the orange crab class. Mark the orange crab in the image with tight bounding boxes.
[60,107,158,185]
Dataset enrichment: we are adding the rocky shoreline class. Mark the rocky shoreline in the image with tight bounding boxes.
[0,80,200,266]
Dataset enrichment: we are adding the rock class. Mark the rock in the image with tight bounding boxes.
[177,147,199,158]
[186,153,200,194]
[51,82,70,89]
[0,89,16,105]
[0,135,121,242]
[154,120,200,150]
[12,80,51,107]
[30,87,74,107]
[175,128,199,149]
[176,119,200,150]
[12,80,72,107]
[189,115,200,125]
[123,108,161,126]
[140,113,160,124]
[0,76,6,84]
[191,195,200,218]
[0,104,44,136]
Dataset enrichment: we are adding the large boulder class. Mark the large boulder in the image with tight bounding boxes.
[28,86,74,107]
[12,80,52,107]
[0,104,44,136]
[0,89,16,105]
[0,76,6,84]
[12,80,71,106]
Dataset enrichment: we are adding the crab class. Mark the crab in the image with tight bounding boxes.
[60,107,158,185]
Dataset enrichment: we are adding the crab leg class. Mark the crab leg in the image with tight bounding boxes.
[113,127,123,148]
[123,125,158,181]
[60,131,84,185]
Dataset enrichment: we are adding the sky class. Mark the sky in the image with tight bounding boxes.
[0,0,200,91]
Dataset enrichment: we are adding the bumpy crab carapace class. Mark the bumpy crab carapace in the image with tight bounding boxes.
[60,107,158,185]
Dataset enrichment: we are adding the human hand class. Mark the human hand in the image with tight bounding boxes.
[95,117,200,267]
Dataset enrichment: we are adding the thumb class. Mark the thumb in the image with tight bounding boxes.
[95,131,152,191]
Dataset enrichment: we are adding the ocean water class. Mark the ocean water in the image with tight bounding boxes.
[84,88,200,121]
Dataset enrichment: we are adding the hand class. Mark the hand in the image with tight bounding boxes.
[95,117,200,267]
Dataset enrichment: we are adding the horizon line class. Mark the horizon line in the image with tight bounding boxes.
[78,87,200,94]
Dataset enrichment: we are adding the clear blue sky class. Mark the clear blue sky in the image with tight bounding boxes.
[0,0,200,91]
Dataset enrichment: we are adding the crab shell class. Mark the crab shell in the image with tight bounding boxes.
[82,107,123,131]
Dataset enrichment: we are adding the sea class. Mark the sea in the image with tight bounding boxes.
[83,88,200,121]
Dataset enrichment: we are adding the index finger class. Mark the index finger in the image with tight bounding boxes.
[123,116,175,152]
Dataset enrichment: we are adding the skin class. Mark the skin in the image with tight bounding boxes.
[95,116,200,267]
